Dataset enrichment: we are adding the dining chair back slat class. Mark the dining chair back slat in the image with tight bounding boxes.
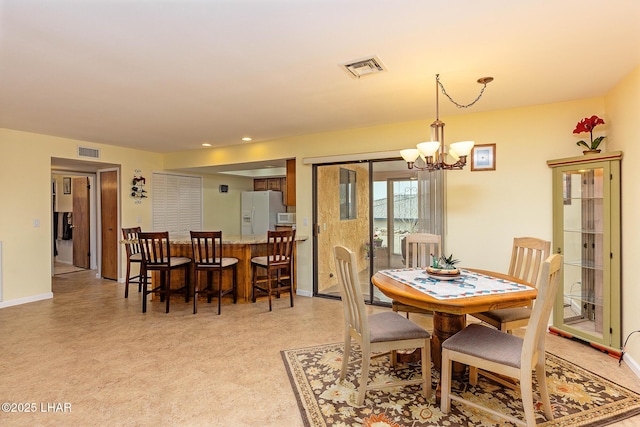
[393,233,442,317]
[405,233,441,268]
[508,237,551,286]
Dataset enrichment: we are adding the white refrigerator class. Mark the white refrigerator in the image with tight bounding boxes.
[241,191,285,236]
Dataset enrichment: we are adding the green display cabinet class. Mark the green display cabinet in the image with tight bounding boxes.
[547,151,622,355]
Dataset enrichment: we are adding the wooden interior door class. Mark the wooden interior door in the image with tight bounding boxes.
[72,177,90,269]
[100,170,118,280]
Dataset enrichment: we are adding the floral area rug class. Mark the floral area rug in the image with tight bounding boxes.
[281,342,640,427]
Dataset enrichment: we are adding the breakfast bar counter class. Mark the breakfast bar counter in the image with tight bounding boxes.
[161,233,307,303]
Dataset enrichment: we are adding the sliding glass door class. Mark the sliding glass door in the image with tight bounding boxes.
[313,159,443,305]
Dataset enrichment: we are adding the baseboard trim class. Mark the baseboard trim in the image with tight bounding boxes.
[0,292,53,308]
[296,289,312,298]
[623,352,640,379]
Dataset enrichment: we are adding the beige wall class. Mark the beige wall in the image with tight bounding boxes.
[444,97,605,272]
[0,65,638,367]
[0,129,163,303]
[199,172,254,235]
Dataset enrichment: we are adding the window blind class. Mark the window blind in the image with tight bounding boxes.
[151,172,202,233]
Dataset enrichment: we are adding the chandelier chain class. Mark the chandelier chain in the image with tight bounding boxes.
[437,75,489,109]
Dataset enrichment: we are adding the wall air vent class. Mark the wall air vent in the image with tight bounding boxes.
[77,146,100,159]
[340,55,387,79]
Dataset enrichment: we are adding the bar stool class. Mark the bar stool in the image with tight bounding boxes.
[138,231,191,313]
[251,229,296,311]
[190,231,238,314]
[122,227,142,298]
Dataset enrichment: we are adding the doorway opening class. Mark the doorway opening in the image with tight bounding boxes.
[51,158,120,281]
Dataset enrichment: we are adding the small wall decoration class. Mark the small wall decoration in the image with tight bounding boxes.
[471,144,496,171]
[63,177,72,194]
[219,184,229,193]
[131,170,147,203]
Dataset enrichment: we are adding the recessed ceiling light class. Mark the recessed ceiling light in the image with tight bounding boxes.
[242,137,252,142]
[202,143,212,147]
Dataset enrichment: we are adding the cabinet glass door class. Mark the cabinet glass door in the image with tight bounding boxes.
[556,165,609,342]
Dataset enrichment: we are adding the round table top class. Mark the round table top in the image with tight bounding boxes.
[371,268,537,315]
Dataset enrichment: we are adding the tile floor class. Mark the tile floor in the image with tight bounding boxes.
[0,270,638,426]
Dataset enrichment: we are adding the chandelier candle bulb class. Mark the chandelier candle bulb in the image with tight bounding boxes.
[400,148,421,164]
[449,140,474,157]
[417,141,441,157]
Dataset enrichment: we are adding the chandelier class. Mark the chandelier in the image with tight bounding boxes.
[400,74,493,171]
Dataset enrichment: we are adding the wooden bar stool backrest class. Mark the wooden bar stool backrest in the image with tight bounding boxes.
[138,231,171,266]
[190,231,238,315]
[122,226,142,298]
[251,229,296,311]
[267,229,296,266]
[190,231,223,266]
[138,231,191,313]
[122,226,142,258]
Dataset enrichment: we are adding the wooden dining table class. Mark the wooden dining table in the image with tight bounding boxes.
[371,268,537,376]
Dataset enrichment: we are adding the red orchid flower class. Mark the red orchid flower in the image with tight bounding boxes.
[573,115,606,150]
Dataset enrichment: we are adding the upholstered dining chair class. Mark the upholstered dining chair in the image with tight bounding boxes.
[122,226,142,298]
[333,245,432,406]
[190,231,238,315]
[138,231,191,313]
[251,229,296,311]
[469,237,551,387]
[470,237,551,332]
[440,254,563,427]
[392,233,442,317]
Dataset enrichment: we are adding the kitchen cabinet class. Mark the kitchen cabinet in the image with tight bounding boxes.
[253,159,295,206]
[286,159,296,206]
[254,177,284,191]
[547,151,622,354]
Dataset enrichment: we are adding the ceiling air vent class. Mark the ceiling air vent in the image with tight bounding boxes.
[77,146,100,159]
[340,55,387,79]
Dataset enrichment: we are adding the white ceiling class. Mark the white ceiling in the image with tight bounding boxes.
[2,0,639,155]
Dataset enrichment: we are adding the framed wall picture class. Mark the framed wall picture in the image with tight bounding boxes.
[63,177,72,194]
[471,143,496,171]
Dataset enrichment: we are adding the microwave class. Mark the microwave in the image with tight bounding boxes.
[277,213,296,223]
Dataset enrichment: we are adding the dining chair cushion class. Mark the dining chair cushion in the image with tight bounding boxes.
[477,307,532,323]
[129,253,143,262]
[369,311,431,343]
[200,257,239,268]
[442,323,523,368]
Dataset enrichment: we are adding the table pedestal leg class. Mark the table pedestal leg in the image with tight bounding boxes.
[432,312,466,404]
[432,312,466,376]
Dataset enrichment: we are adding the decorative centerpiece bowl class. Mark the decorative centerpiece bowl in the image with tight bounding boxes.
[426,266,460,276]
[426,254,461,278]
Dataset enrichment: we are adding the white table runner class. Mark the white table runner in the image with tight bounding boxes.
[378,268,530,300]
